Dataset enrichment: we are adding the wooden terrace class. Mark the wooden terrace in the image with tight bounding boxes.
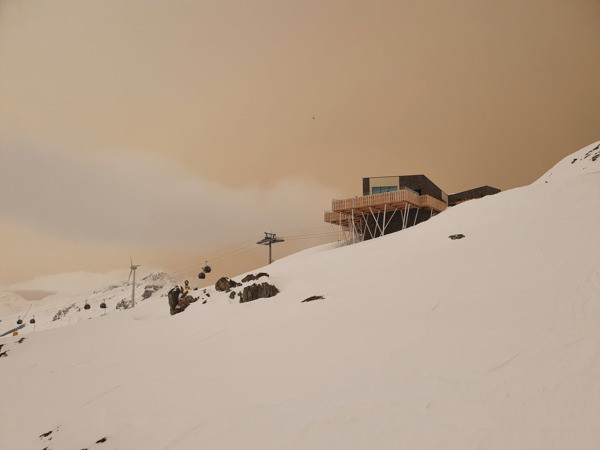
[324,188,447,228]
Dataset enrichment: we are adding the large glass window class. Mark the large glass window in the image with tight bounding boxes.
[372,186,398,194]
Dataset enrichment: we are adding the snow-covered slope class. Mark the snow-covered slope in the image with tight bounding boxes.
[536,141,600,183]
[0,291,29,316]
[1,142,600,450]
[0,270,173,335]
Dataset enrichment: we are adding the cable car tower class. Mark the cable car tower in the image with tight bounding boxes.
[257,232,284,264]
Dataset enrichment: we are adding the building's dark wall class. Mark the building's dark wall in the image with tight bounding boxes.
[362,178,370,196]
[398,175,445,201]
[448,186,500,206]
[363,174,445,201]
[362,208,436,241]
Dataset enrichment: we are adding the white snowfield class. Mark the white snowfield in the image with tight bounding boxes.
[1,141,600,449]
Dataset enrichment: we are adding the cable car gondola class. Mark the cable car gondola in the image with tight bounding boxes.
[100,302,107,309]
[16,318,23,325]
[198,272,206,279]
[29,317,35,324]
[84,302,91,310]
[203,265,212,273]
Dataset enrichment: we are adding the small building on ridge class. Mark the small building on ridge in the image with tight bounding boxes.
[447,186,501,206]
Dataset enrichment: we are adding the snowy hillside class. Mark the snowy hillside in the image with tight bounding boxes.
[0,291,29,316]
[0,270,173,336]
[1,142,600,450]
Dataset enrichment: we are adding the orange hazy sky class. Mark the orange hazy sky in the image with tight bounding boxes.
[1,0,599,284]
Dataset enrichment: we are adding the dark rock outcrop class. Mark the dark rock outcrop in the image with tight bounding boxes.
[302,295,325,303]
[240,282,279,303]
[241,272,270,283]
[169,286,198,315]
[215,277,239,292]
[116,299,133,310]
[174,295,197,314]
[449,234,465,240]
[142,284,161,299]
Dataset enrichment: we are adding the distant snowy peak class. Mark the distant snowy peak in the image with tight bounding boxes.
[140,271,171,283]
[7,268,165,296]
[536,141,600,184]
[0,270,174,336]
[0,291,29,316]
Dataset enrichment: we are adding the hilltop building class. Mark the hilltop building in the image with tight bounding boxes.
[325,175,499,243]
[447,186,501,206]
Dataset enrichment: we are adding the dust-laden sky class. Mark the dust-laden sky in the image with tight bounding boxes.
[0,0,599,284]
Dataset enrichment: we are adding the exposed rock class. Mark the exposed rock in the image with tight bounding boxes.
[240,282,279,303]
[229,291,236,299]
[449,234,465,240]
[215,277,238,292]
[241,272,270,283]
[142,284,162,299]
[142,271,169,282]
[302,295,325,303]
[169,287,198,315]
[177,295,197,312]
[53,304,76,321]
[116,299,133,310]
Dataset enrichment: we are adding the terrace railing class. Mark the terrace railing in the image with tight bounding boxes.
[331,188,447,213]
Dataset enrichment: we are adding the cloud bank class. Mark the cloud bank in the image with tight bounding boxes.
[0,141,337,251]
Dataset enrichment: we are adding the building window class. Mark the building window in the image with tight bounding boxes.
[372,186,398,194]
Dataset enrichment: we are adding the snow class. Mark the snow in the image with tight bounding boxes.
[1,141,600,449]
[0,291,29,316]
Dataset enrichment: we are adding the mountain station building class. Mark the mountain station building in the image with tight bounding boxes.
[325,175,500,243]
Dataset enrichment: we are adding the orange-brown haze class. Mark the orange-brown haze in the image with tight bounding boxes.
[0,0,599,284]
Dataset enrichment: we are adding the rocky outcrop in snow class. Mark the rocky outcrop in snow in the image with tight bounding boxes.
[241,272,269,283]
[240,282,280,303]
[215,277,241,292]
